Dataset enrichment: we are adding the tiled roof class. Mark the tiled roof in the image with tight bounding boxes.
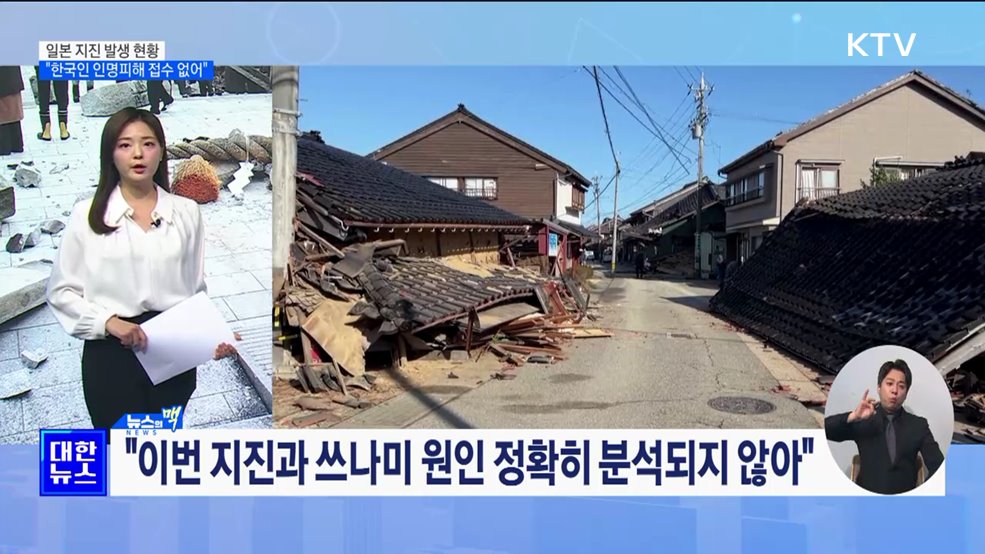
[710,154,985,374]
[630,183,721,235]
[629,178,715,219]
[296,133,530,228]
[361,257,543,332]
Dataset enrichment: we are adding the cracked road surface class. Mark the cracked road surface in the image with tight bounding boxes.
[406,274,820,429]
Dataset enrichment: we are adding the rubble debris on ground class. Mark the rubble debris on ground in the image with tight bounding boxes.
[40,219,65,235]
[711,154,985,376]
[0,368,32,399]
[6,233,25,253]
[0,183,13,220]
[273,135,610,426]
[279,239,604,400]
[947,361,985,440]
[23,228,42,248]
[0,261,52,325]
[80,81,150,116]
[711,153,985,431]
[20,349,48,369]
[14,163,41,188]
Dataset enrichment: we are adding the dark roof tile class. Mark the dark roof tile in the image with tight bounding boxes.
[711,155,985,374]
[296,134,530,228]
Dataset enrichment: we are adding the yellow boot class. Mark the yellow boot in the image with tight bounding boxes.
[37,122,51,141]
[59,121,70,140]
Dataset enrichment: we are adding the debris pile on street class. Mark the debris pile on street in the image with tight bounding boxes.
[278,234,604,399]
[652,250,693,276]
[947,361,985,441]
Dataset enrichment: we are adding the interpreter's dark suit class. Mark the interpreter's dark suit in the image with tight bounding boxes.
[825,406,944,495]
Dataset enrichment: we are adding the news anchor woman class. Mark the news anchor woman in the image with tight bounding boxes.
[47,107,233,433]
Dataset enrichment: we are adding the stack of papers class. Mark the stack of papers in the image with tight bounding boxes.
[135,292,237,385]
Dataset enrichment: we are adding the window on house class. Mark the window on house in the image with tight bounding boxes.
[724,169,767,206]
[464,178,498,199]
[881,165,939,181]
[572,188,585,210]
[798,165,840,201]
[428,177,459,191]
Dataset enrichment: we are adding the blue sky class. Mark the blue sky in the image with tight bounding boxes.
[299,66,985,217]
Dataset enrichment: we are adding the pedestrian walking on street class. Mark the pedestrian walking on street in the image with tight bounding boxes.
[634,249,646,279]
[46,107,238,437]
[716,253,726,288]
[725,257,741,284]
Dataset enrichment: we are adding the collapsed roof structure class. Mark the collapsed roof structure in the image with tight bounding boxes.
[711,153,985,378]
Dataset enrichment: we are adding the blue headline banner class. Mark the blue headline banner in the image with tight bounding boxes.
[38,60,214,81]
[0,444,982,552]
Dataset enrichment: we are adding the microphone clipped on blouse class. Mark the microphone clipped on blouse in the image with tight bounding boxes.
[151,217,162,228]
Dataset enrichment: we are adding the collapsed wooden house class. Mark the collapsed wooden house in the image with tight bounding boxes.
[277,132,602,399]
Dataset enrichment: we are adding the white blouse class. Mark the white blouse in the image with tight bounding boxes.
[47,185,208,340]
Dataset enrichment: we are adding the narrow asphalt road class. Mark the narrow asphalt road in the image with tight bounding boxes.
[405,273,820,429]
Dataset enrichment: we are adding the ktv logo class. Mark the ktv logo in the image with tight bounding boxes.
[848,33,917,57]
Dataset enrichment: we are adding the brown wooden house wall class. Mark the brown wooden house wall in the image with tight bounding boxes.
[376,122,559,220]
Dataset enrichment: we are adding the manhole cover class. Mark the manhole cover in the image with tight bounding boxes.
[708,396,776,415]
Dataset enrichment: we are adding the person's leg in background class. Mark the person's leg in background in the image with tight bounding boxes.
[174,79,190,97]
[161,81,174,108]
[34,67,52,141]
[146,80,161,114]
[53,79,69,139]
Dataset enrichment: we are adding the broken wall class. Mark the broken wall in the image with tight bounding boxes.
[364,229,501,265]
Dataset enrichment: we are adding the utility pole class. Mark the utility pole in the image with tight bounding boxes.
[272,66,300,300]
[610,154,620,275]
[691,72,711,279]
[593,176,601,260]
[593,175,601,235]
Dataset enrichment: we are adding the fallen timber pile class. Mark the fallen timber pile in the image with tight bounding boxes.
[276,229,608,401]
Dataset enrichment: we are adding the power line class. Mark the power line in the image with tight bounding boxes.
[620,165,692,214]
[591,65,622,274]
[613,66,694,154]
[615,126,695,212]
[584,66,691,175]
[598,67,695,159]
[592,67,619,173]
[584,172,616,212]
[613,66,693,172]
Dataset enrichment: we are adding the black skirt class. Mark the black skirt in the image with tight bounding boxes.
[81,311,197,431]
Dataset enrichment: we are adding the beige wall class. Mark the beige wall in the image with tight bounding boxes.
[723,150,781,231]
[779,84,985,215]
[723,82,985,232]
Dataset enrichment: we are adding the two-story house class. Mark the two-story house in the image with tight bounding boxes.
[718,70,985,261]
[370,104,592,227]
